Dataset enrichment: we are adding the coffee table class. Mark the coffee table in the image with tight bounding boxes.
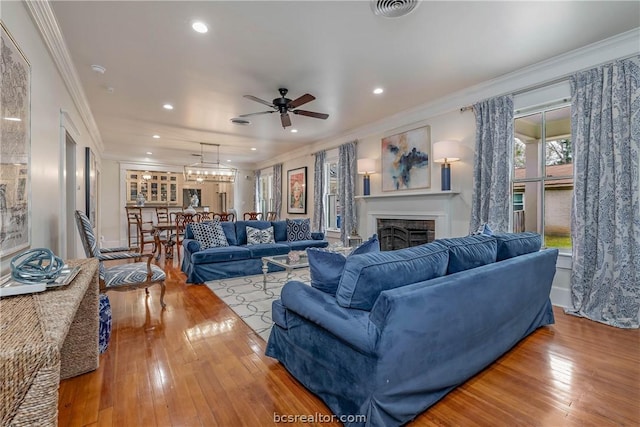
[262,253,309,291]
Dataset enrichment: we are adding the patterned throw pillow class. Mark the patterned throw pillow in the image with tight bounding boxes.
[246,226,275,245]
[190,220,229,249]
[286,218,312,241]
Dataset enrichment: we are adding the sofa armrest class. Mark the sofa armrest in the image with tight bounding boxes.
[280,281,379,355]
[311,232,324,240]
[183,238,201,253]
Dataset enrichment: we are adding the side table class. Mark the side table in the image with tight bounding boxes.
[0,258,99,426]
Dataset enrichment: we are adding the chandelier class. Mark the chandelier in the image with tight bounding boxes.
[183,143,237,183]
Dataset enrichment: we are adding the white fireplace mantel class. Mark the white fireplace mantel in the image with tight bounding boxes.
[357,190,460,238]
[355,190,459,200]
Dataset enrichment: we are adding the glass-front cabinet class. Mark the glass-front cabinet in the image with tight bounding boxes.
[125,169,234,211]
[126,171,178,204]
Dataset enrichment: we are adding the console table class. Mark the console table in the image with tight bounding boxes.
[0,258,99,426]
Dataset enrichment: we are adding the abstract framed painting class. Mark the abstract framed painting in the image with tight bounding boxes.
[287,167,307,214]
[0,21,31,256]
[381,125,431,191]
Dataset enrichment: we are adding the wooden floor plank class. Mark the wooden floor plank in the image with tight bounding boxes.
[58,258,640,426]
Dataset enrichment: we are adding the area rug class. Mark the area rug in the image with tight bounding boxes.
[205,269,311,341]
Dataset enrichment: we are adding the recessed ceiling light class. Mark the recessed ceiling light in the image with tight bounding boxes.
[146,152,153,155]
[192,21,208,34]
[152,135,160,139]
[226,159,231,162]
[290,129,298,133]
[163,104,174,110]
[251,147,257,151]
[91,64,106,74]
[373,87,384,95]
[3,117,21,122]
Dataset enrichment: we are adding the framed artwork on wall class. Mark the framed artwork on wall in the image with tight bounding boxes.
[381,125,431,191]
[85,148,97,227]
[0,21,31,256]
[287,167,307,214]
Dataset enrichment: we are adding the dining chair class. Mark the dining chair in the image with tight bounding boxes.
[214,212,235,222]
[265,211,277,221]
[125,206,154,248]
[243,212,262,220]
[200,211,212,221]
[75,210,166,307]
[135,213,157,254]
[175,212,201,262]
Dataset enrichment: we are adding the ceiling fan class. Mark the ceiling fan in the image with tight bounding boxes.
[239,88,329,129]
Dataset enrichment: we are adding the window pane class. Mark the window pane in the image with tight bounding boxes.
[512,181,542,233]
[544,185,572,249]
[545,106,572,178]
[514,113,543,179]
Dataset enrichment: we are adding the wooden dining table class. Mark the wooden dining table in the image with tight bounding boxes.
[153,222,177,260]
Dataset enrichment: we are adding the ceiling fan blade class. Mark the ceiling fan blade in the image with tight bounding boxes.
[287,93,315,109]
[238,111,275,118]
[280,113,292,128]
[292,110,329,120]
[243,95,275,108]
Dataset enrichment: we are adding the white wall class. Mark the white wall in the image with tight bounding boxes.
[0,2,100,275]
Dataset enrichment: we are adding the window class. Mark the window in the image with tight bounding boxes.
[258,172,273,214]
[513,105,573,251]
[324,158,339,230]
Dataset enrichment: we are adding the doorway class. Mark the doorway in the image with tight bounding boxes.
[65,133,77,258]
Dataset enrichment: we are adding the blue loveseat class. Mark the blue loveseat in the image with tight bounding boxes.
[266,233,558,426]
[181,220,328,283]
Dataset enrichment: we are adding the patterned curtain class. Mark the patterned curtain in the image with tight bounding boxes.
[273,163,282,220]
[313,151,326,231]
[338,141,357,245]
[254,169,261,212]
[568,56,640,329]
[469,95,514,233]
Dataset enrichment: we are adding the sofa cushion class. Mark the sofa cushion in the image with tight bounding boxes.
[336,241,449,310]
[220,221,238,246]
[246,225,275,245]
[245,243,290,258]
[437,235,497,274]
[235,220,272,245]
[494,232,542,261]
[287,239,328,251]
[191,246,251,264]
[190,220,228,249]
[287,218,312,241]
[272,220,288,242]
[308,235,381,296]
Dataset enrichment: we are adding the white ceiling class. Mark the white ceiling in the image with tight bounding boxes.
[50,1,639,168]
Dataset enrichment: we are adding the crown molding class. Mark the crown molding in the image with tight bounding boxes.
[25,0,104,153]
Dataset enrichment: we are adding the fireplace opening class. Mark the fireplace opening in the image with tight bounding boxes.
[377,219,435,251]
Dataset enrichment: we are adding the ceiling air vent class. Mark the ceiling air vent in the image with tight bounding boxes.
[371,0,420,18]
[230,118,251,125]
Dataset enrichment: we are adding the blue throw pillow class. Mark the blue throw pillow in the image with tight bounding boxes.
[286,218,311,241]
[437,235,497,274]
[308,234,380,296]
[494,232,542,261]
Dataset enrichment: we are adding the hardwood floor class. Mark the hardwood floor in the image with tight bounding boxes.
[58,258,640,426]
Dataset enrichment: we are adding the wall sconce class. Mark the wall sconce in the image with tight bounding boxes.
[357,158,376,196]
[433,141,461,191]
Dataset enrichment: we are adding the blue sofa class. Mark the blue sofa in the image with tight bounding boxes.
[266,233,558,426]
[181,220,328,283]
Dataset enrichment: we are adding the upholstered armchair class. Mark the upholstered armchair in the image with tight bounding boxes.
[75,210,166,307]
